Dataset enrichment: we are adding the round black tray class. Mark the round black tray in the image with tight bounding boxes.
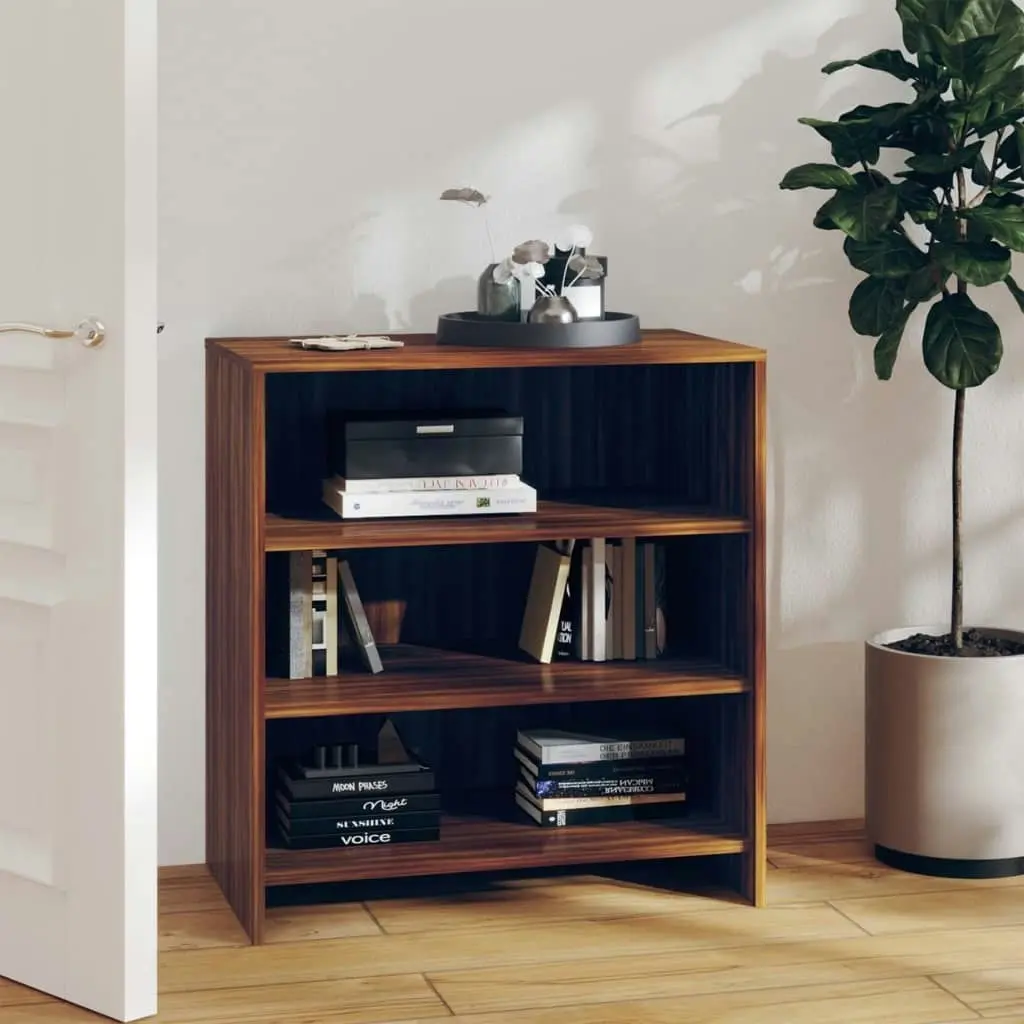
[436,311,641,349]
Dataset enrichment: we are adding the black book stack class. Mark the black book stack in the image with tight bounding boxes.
[514,728,688,828]
[273,719,441,848]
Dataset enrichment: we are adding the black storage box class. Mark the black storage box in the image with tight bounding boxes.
[327,410,523,480]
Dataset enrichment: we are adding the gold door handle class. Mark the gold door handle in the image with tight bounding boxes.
[0,317,105,348]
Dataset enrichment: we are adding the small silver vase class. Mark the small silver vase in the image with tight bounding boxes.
[528,294,579,324]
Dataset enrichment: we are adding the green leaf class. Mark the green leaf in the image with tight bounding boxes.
[874,304,915,380]
[896,0,956,53]
[962,202,1024,249]
[933,240,1012,285]
[904,141,984,175]
[1005,273,1024,311]
[897,180,941,222]
[843,234,929,277]
[797,106,908,167]
[822,49,921,81]
[942,0,1024,89]
[779,163,858,190]
[971,150,992,186]
[818,185,900,242]
[997,121,1024,169]
[849,276,907,336]
[905,262,951,302]
[922,292,1003,388]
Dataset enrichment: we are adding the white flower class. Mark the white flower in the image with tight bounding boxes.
[492,257,515,284]
[512,260,547,281]
[556,224,594,251]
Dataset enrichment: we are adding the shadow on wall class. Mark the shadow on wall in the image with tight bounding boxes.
[157,0,1024,860]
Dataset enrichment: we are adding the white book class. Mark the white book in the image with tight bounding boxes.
[323,480,537,519]
[589,538,606,663]
[516,728,686,765]
[328,473,520,494]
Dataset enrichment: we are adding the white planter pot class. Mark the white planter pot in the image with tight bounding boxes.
[865,625,1024,878]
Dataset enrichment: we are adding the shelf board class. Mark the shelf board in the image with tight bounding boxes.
[209,330,767,374]
[264,499,750,552]
[264,810,746,886]
[266,646,748,718]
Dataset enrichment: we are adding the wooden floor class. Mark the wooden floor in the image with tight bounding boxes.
[4,821,1024,1022]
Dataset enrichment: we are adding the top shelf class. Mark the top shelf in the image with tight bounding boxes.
[206,330,766,374]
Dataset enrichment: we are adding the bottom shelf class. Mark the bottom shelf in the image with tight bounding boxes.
[264,808,746,886]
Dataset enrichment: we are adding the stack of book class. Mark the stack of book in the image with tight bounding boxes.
[285,551,382,677]
[518,538,667,664]
[514,728,687,827]
[322,472,537,520]
[273,720,441,848]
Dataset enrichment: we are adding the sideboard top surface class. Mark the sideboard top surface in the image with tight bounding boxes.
[206,329,766,374]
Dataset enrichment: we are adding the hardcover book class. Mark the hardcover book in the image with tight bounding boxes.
[274,807,440,838]
[516,728,686,765]
[276,826,441,849]
[274,791,441,819]
[515,792,687,828]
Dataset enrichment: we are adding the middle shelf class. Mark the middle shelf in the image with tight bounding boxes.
[265,644,749,718]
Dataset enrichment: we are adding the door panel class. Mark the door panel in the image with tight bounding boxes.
[0,1,158,1021]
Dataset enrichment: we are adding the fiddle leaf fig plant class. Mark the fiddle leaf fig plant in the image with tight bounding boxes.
[780,0,1024,655]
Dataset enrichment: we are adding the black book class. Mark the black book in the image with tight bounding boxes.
[276,763,436,801]
[276,807,441,838]
[275,790,441,820]
[275,826,441,849]
[518,765,687,801]
[514,745,686,783]
[515,792,687,828]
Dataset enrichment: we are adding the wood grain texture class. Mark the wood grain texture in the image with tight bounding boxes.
[933,966,1024,1018]
[205,329,767,941]
[207,330,766,373]
[746,359,768,907]
[205,344,265,943]
[265,500,750,552]
[265,814,746,886]
[266,645,748,717]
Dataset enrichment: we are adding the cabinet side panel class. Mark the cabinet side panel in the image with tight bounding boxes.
[205,347,264,941]
[744,359,768,905]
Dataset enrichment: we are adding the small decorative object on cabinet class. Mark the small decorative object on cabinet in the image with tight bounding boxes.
[780,0,1024,879]
[205,327,767,944]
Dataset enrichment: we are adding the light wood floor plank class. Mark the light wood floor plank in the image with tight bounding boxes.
[429,924,1024,1015]
[158,904,864,994]
[833,886,1024,935]
[366,875,743,935]
[160,909,251,952]
[769,863,1024,905]
[0,978,49,1008]
[10,821,1024,1023]
[437,977,975,1024]
[264,903,384,944]
[933,967,1024,1018]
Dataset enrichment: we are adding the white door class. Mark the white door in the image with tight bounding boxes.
[0,2,158,1021]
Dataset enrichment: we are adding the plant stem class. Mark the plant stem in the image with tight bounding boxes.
[952,386,965,651]
[950,164,968,652]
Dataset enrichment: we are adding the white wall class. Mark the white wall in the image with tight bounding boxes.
[158,0,1024,864]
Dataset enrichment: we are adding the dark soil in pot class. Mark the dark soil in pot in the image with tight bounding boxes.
[886,628,1024,657]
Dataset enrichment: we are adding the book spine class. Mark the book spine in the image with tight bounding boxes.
[338,559,383,674]
[276,810,440,837]
[278,826,441,849]
[516,796,686,828]
[281,771,436,800]
[514,746,687,780]
[521,788,687,811]
[533,738,686,765]
[323,482,537,519]
[288,551,313,679]
[276,791,441,819]
[331,474,520,493]
[642,541,657,659]
[521,773,688,800]
[589,538,606,662]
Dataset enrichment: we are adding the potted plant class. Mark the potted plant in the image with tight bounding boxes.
[780,0,1024,877]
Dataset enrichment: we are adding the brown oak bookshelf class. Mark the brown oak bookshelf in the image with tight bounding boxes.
[206,328,767,944]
